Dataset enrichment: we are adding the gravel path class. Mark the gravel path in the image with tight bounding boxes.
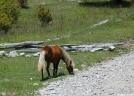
[38,51,134,96]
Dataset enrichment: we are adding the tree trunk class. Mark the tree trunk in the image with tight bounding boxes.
[18,0,28,8]
[115,0,123,4]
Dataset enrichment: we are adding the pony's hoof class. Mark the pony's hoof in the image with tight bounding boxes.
[41,78,45,81]
[70,72,74,75]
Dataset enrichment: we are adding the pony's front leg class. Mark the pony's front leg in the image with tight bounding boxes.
[53,63,56,78]
[46,62,51,78]
[53,61,59,78]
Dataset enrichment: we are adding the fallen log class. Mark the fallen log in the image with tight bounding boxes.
[0,42,125,55]
[15,45,43,50]
[15,48,41,52]
[60,44,78,48]
[0,41,44,49]
[61,42,124,52]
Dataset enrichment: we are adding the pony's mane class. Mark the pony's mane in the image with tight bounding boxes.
[60,47,75,67]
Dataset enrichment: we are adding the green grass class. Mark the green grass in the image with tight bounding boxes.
[0,0,134,95]
[0,57,41,95]
[0,0,133,43]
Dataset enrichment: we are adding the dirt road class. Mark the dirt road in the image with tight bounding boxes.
[38,51,134,96]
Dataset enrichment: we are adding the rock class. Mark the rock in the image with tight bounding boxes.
[33,83,39,86]
[109,46,115,51]
[20,52,25,56]
[8,51,19,57]
[0,51,6,56]
[30,78,33,80]
[33,52,40,57]
[25,54,32,57]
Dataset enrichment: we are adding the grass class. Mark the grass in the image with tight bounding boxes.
[0,0,133,43]
[0,57,41,95]
[0,0,134,95]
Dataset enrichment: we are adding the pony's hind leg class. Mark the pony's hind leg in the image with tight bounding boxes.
[41,69,44,80]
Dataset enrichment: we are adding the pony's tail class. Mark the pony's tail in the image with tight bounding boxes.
[38,50,45,72]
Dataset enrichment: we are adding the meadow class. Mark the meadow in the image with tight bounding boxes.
[0,0,134,95]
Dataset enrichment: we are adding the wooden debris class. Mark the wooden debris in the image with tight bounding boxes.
[15,48,41,52]
[61,42,124,52]
[0,41,44,49]
[0,41,125,57]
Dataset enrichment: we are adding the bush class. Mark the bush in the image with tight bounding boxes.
[0,13,13,34]
[0,0,20,34]
[36,5,52,27]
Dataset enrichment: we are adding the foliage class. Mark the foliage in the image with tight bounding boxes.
[0,13,13,34]
[36,5,52,27]
[0,0,20,34]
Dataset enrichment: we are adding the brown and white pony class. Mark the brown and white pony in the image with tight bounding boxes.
[38,45,75,80]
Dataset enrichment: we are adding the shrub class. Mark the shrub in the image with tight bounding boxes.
[36,5,52,27]
[0,13,13,34]
[0,0,20,34]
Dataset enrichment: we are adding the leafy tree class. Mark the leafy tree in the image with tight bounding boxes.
[0,0,20,34]
[36,5,52,27]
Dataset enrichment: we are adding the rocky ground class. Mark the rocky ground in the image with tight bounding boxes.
[37,51,134,96]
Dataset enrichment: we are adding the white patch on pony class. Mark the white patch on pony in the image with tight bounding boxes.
[38,50,45,72]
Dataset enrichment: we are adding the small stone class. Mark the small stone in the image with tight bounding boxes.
[33,83,38,86]
[30,78,33,80]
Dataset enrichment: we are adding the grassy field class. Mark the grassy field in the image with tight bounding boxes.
[0,0,134,95]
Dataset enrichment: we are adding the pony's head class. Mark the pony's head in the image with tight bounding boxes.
[66,60,75,75]
[60,47,75,75]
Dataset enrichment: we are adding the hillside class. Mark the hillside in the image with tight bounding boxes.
[0,0,134,95]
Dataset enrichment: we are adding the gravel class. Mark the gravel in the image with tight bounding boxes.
[38,51,134,96]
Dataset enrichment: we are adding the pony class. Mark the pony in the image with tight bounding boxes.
[38,45,75,80]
